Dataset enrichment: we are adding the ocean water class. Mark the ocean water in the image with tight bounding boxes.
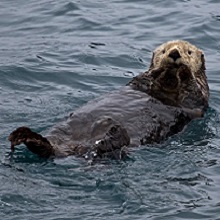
[1,0,220,219]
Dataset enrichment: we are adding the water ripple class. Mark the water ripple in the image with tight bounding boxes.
[1,0,220,219]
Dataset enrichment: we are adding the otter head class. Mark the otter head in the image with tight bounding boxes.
[147,40,209,110]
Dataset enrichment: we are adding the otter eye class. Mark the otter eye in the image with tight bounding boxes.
[188,50,192,55]
[201,53,204,58]
[162,49,165,54]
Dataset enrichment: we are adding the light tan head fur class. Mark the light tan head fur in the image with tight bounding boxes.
[129,40,209,110]
[150,40,204,73]
[149,40,209,109]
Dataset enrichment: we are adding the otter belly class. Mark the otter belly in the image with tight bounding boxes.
[46,86,190,157]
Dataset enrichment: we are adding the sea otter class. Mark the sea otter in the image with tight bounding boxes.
[8,40,209,160]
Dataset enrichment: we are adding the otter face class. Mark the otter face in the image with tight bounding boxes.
[151,40,204,72]
[148,40,209,109]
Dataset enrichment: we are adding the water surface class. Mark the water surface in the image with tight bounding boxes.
[1,0,220,219]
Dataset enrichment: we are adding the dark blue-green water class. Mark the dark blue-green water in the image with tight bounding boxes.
[1,0,220,219]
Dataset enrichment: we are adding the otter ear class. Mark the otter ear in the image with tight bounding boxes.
[149,52,155,69]
[201,53,206,71]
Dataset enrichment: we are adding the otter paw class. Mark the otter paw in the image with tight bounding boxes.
[8,127,34,151]
[91,124,130,159]
[8,126,54,158]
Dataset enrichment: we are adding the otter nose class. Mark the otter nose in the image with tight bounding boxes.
[169,49,181,61]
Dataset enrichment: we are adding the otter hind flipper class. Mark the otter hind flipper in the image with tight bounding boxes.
[85,124,130,160]
[8,127,55,158]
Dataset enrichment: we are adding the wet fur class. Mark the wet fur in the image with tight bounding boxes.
[8,40,209,160]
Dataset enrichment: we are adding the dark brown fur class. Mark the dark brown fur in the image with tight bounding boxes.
[8,40,209,160]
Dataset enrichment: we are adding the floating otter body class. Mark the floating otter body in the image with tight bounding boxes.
[8,40,209,160]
